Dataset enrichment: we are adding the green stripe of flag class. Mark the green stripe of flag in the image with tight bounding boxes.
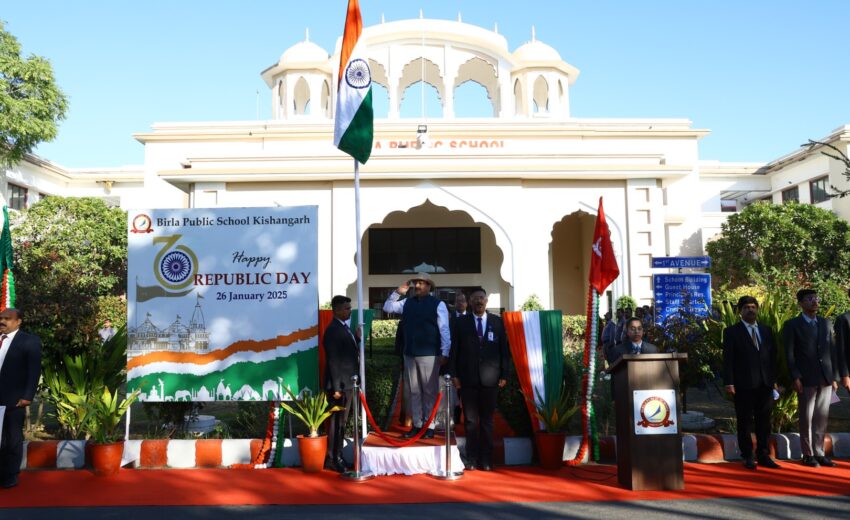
[337,89,373,164]
[540,310,564,403]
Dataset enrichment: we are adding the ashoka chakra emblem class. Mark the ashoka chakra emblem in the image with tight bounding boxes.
[345,59,371,89]
[160,251,193,283]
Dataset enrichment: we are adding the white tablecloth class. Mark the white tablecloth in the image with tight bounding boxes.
[361,443,465,476]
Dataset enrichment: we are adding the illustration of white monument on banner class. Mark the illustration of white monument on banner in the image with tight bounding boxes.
[126,207,318,401]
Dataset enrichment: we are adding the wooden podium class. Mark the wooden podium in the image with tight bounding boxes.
[607,353,688,491]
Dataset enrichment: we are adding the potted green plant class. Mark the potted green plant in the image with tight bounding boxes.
[280,387,342,473]
[524,383,578,469]
[83,386,140,476]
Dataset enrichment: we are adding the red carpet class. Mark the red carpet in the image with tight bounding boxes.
[3,462,849,508]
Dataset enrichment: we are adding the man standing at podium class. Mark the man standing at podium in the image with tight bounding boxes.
[723,296,780,470]
[610,317,658,363]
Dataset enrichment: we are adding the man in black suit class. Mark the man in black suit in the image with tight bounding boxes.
[323,295,359,473]
[609,317,659,363]
[835,287,850,393]
[784,288,839,468]
[449,287,510,471]
[723,296,780,469]
[0,308,42,489]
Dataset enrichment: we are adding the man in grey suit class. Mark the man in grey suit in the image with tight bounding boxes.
[783,288,839,468]
[609,317,659,364]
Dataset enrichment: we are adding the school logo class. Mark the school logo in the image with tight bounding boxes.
[636,396,674,428]
[131,213,154,233]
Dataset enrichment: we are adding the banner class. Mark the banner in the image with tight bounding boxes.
[126,207,318,401]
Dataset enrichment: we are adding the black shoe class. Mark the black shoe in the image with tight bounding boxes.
[423,428,435,439]
[402,427,420,439]
[335,457,352,472]
[464,463,477,471]
[758,456,780,469]
[816,456,837,467]
[802,456,820,467]
[743,456,756,470]
[1,476,18,489]
[480,463,493,471]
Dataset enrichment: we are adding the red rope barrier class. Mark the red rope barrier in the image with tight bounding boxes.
[359,391,444,448]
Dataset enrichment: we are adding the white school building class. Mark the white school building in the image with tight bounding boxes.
[4,17,850,316]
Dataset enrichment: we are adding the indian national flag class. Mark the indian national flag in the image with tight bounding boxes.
[0,206,15,310]
[503,310,564,432]
[333,0,373,164]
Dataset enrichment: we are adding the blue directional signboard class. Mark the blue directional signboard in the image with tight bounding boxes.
[651,256,711,269]
[653,274,712,325]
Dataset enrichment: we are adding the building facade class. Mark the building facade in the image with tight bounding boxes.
[5,18,849,317]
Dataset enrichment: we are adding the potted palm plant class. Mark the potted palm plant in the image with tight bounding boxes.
[524,383,578,469]
[83,386,140,476]
[280,386,342,473]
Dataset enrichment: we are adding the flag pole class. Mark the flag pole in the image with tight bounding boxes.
[354,158,367,440]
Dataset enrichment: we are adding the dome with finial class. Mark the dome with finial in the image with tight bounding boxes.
[279,28,329,64]
[512,26,562,62]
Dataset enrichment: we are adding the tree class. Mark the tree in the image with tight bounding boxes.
[706,202,850,291]
[12,197,126,364]
[0,20,68,166]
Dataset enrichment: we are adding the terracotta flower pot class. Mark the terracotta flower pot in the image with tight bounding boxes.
[534,431,566,470]
[297,434,328,473]
[91,441,125,477]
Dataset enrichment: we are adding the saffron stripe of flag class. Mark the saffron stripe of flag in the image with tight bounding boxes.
[333,0,373,164]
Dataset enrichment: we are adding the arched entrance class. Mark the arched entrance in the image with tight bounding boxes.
[549,210,595,315]
[349,200,509,316]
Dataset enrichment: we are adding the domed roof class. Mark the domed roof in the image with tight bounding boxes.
[512,39,562,62]
[280,40,329,64]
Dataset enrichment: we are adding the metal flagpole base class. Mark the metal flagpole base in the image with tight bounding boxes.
[429,469,463,480]
[341,470,375,482]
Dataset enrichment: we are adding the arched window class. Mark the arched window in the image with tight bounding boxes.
[533,75,549,114]
[454,57,497,117]
[514,79,525,116]
[321,80,331,118]
[293,76,310,115]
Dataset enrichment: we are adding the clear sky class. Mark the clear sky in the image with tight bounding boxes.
[3,1,849,168]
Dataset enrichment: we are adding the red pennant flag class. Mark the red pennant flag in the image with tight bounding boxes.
[589,197,619,294]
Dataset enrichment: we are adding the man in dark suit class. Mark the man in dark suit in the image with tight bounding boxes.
[447,291,468,425]
[723,296,780,469]
[609,317,659,363]
[784,288,839,468]
[835,287,850,393]
[0,308,42,489]
[449,287,510,471]
[323,295,359,473]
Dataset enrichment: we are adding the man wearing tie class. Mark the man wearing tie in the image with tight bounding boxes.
[449,287,510,471]
[323,295,359,473]
[0,308,42,489]
[723,296,780,469]
[609,317,658,363]
[784,288,839,468]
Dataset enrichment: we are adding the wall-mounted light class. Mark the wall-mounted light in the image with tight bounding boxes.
[417,125,428,148]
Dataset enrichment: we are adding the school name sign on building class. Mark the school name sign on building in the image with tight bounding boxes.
[126,207,318,402]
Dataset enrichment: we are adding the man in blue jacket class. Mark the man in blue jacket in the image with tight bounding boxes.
[384,272,450,439]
